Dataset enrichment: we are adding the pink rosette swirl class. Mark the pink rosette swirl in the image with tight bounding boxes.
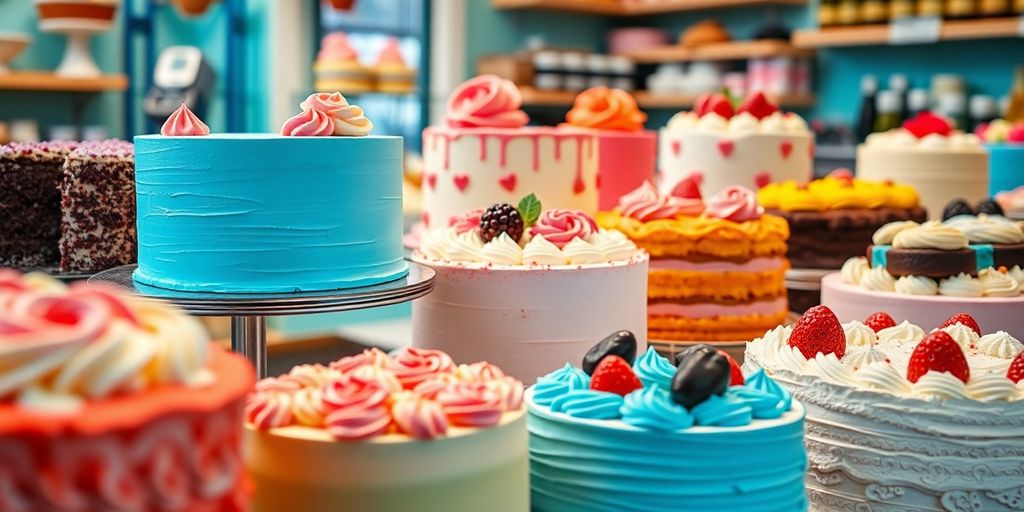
[321,375,391,440]
[411,372,461,400]
[456,361,506,382]
[618,181,699,221]
[160,103,210,136]
[281,363,337,389]
[484,376,525,411]
[391,391,449,440]
[388,347,456,389]
[245,391,294,430]
[436,382,505,427]
[350,364,402,393]
[705,186,763,222]
[330,347,392,374]
[445,75,529,128]
[529,209,599,249]
[280,108,334,137]
[254,376,302,394]
[449,208,484,235]
[299,92,373,136]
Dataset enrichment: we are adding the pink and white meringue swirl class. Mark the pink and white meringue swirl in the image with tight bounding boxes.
[449,208,485,235]
[321,374,390,412]
[281,363,338,389]
[281,107,335,137]
[160,103,210,136]
[245,391,294,430]
[485,376,525,411]
[529,209,599,249]
[291,387,328,427]
[388,347,456,389]
[705,185,763,222]
[322,380,391,440]
[445,75,529,129]
[457,361,506,382]
[350,364,403,393]
[391,391,449,440]
[330,347,392,374]
[435,382,505,427]
[254,376,302,394]
[618,181,701,221]
[411,372,462,400]
[299,92,373,136]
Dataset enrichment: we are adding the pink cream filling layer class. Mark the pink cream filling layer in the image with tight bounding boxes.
[649,257,786,273]
[648,296,787,318]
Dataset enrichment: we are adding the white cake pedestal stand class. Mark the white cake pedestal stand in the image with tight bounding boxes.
[36,0,118,77]
[91,263,435,378]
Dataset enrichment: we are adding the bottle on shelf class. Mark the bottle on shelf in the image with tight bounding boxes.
[861,0,890,24]
[969,95,998,133]
[944,0,976,18]
[936,93,967,129]
[978,0,1009,17]
[820,0,839,27]
[890,0,917,19]
[907,88,931,117]
[874,90,903,133]
[889,74,910,121]
[857,75,879,142]
[1006,66,1024,123]
[838,0,861,25]
[916,0,944,17]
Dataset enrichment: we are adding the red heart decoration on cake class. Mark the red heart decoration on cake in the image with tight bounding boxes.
[421,211,430,227]
[425,173,437,190]
[498,172,517,193]
[670,140,682,157]
[754,172,772,189]
[453,174,470,192]
[779,141,793,159]
[717,140,734,158]
[573,177,585,194]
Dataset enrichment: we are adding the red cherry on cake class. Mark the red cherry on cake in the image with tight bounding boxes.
[788,305,847,359]
[721,350,744,386]
[737,91,779,120]
[706,95,735,119]
[589,355,643,396]
[670,176,703,201]
[906,331,970,384]
[937,313,981,336]
[864,312,896,333]
[1007,351,1024,384]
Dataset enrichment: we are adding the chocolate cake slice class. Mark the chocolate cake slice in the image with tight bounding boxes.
[0,142,78,268]
[59,140,137,273]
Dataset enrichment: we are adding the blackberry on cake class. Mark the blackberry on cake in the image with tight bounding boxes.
[479,203,524,243]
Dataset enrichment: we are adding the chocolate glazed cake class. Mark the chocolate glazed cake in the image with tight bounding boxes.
[770,206,928,269]
[59,141,137,272]
[0,142,78,268]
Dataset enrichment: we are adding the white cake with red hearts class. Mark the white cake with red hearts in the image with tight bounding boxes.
[744,306,1024,511]
[421,75,597,230]
[658,91,813,197]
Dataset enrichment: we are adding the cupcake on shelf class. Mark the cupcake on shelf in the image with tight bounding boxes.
[412,194,648,383]
[744,306,1024,511]
[373,37,415,93]
[314,32,372,93]
[0,270,255,510]
[562,86,655,211]
[527,330,807,511]
[598,180,790,342]
[977,118,1024,196]
[245,347,527,512]
[857,111,987,218]
[659,90,813,196]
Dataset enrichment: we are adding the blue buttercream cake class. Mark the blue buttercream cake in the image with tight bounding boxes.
[988,144,1024,196]
[527,338,808,512]
[133,133,407,293]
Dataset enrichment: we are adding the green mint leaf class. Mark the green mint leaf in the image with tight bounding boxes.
[517,193,541,227]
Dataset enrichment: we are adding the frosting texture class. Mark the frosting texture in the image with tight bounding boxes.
[564,86,646,131]
[445,75,528,128]
[160,103,210,136]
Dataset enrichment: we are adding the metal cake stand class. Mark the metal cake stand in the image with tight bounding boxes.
[90,263,435,377]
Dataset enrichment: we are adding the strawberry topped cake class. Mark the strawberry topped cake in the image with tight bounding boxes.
[744,306,1024,511]
[527,330,807,511]
[244,347,527,512]
[598,181,790,342]
[413,194,648,383]
[0,270,255,511]
[658,91,813,197]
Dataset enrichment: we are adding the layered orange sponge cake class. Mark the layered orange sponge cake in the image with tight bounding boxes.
[599,180,789,341]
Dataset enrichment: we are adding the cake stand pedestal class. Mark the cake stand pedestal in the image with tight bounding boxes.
[90,263,435,378]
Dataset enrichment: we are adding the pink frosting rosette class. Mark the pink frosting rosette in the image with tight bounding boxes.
[705,186,763,222]
[160,103,210,136]
[435,382,505,427]
[280,107,334,137]
[281,363,336,389]
[484,376,525,411]
[456,361,506,382]
[618,181,701,221]
[388,347,456,389]
[445,75,529,129]
[350,364,402,393]
[411,372,461,400]
[245,391,294,430]
[254,376,302,394]
[330,347,392,374]
[321,375,391,440]
[529,209,599,249]
[318,32,358,61]
[391,391,449,440]
[299,92,373,136]
[449,208,485,235]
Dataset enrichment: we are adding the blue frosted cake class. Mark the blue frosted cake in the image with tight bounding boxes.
[527,331,807,512]
[133,96,407,293]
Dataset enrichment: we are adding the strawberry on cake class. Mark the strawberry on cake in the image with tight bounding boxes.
[658,91,813,197]
[745,307,1024,511]
[527,330,807,511]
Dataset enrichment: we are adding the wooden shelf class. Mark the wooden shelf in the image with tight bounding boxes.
[493,0,807,16]
[616,40,813,63]
[519,87,816,109]
[0,71,128,93]
[793,16,1023,48]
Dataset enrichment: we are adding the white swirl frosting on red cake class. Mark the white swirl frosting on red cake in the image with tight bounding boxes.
[246,347,524,440]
